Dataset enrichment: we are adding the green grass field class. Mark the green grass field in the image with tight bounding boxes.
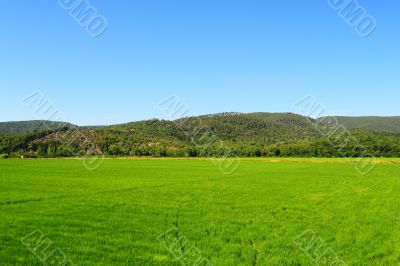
[1,159,399,265]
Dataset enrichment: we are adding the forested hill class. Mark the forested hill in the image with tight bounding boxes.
[176,112,322,143]
[317,116,400,133]
[0,120,75,134]
[1,113,400,158]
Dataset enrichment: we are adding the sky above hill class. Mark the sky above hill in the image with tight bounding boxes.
[0,0,399,125]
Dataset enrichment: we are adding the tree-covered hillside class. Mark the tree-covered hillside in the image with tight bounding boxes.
[1,113,400,158]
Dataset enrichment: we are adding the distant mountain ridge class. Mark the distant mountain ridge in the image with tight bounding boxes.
[317,116,400,133]
[0,120,75,134]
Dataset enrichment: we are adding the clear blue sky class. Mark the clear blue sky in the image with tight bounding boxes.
[0,0,399,125]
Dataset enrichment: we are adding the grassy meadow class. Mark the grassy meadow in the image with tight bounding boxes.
[0,158,399,265]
